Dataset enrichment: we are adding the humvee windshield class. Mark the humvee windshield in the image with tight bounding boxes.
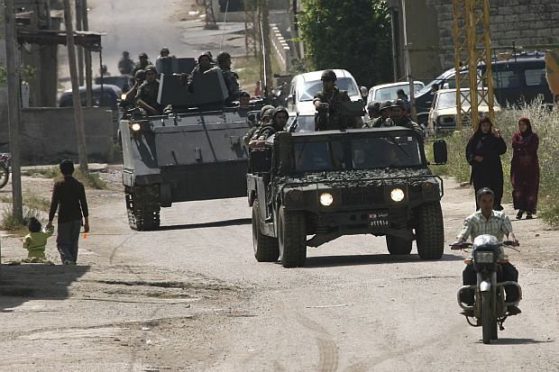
[293,135,423,172]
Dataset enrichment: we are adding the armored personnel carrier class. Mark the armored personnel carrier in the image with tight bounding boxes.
[247,127,448,268]
[120,68,254,230]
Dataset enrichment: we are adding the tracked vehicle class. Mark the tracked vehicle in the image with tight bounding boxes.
[120,69,255,230]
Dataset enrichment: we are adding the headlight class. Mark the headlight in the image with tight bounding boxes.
[390,188,405,202]
[130,123,141,132]
[121,94,127,100]
[320,192,334,207]
[474,251,495,264]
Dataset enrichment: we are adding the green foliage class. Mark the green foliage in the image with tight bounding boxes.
[299,0,393,87]
[436,102,559,227]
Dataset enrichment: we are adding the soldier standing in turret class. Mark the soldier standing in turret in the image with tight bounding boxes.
[313,70,352,131]
[217,52,240,102]
[135,65,161,115]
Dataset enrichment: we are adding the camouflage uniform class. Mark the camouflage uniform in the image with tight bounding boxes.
[222,69,240,101]
[313,88,353,131]
[244,105,274,146]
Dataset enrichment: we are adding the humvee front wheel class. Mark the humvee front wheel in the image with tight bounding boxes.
[125,187,161,231]
[386,235,412,255]
[252,200,279,262]
[415,202,444,260]
[278,207,306,268]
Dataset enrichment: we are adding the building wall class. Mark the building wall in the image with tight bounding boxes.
[395,0,559,83]
[0,107,116,165]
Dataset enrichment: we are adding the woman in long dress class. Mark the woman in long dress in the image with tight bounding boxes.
[511,117,540,219]
[466,117,507,210]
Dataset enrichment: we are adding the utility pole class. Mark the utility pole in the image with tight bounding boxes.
[63,0,89,173]
[75,0,84,86]
[258,0,272,95]
[82,0,92,106]
[4,0,23,221]
[400,0,416,121]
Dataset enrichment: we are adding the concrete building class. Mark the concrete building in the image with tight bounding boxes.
[389,0,559,82]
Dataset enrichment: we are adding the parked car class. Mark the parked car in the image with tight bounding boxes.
[427,88,501,134]
[94,75,132,93]
[58,84,122,110]
[286,69,361,115]
[416,52,551,123]
[367,81,424,105]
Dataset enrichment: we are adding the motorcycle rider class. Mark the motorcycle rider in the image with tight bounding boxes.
[453,187,521,316]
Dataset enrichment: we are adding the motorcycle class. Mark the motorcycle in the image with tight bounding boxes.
[450,234,522,344]
[0,152,11,189]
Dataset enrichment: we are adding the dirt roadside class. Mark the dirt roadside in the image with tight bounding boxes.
[0,167,557,371]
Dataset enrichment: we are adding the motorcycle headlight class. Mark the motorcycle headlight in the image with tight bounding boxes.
[390,188,405,202]
[474,251,495,264]
[320,192,334,207]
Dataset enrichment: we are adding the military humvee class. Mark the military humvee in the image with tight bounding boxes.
[247,127,448,268]
[120,68,256,230]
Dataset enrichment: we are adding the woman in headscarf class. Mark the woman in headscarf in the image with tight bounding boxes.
[466,117,507,210]
[511,117,540,219]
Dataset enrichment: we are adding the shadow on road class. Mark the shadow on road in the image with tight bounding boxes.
[491,338,554,345]
[158,218,252,231]
[305,253,463,268]
[0,265,89,312]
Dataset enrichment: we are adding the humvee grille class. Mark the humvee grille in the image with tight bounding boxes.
[341,187,384,206]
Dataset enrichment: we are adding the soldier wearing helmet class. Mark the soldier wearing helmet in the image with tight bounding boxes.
[133,52,151,76]
[313,70,354,131]
[390,99,423,136]
[217,51,240,102]
[118,51,135,75]
[135,65,162,115]
[243,105,274,146]
[122,69,146,105]
[249,106,289,149]
[368,100,393,128]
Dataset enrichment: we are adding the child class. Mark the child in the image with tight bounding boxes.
[22,217,54,263]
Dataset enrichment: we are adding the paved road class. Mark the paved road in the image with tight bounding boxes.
[105,178,558,371]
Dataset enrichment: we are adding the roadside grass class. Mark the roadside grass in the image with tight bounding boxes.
[427,102,559,227]
[234,54,283,94]
[21,166,107,190]
[0,206,42,235]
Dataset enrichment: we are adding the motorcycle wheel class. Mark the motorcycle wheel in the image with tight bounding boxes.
[481,291,497,344]
[0,163,9,189]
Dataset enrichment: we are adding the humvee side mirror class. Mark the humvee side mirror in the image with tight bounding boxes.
[433,140,448,165]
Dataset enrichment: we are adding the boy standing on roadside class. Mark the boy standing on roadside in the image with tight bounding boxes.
[47,160,90,265]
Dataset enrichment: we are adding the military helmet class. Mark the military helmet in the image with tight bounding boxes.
[139,52,148,59]
[367,101,381,114]
[321,70,337,82]
[160,47,170,55]
[134,69,146,80]
[272,106,289,118]
[380,100,393,111]
[144,65,157,74]
[391,99,406,109]
[260,104,274,116]
[217,52,231,63]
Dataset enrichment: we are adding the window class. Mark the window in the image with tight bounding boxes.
[525,69,547,87]
[493,70,521,88]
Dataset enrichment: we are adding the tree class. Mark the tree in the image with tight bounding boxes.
[299,0,393,88]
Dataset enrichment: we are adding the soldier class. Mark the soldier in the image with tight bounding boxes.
[369,100,393,128]
[118,51,135,75]
[363,101,381,127]
[191,52,214,76]
[249,106,289,149]
[133,52,151,76]
[390,99,423,136]
[123,69,146,105]
[313,70,354,131]
[243,105,274,146]
[217,52,240,101]
[135,65,161,115]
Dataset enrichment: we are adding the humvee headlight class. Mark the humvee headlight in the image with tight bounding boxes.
[390,188,405,202]
[121,94,127,100]
[130,123,141,132]
[320,192,334,207]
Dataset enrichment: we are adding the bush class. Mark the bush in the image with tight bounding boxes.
[432,103,559,227]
